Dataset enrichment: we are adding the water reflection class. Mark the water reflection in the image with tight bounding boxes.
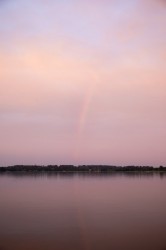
[0,173,166,250]
[0,171,166,179]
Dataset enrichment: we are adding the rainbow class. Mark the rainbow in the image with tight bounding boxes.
[73,74,99,163]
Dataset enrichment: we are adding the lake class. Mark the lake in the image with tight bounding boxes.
[0,172,166,250]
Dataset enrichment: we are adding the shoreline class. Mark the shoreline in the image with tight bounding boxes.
[0,165,166,173]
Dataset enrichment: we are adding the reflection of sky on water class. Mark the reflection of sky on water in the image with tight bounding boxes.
[0,174,166,250]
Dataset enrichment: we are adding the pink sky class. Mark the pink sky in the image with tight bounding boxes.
[0,0,166,166]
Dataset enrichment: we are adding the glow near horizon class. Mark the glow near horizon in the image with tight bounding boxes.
[0,0,166,166]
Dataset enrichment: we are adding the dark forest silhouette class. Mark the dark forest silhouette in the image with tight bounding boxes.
[0,165,165,172]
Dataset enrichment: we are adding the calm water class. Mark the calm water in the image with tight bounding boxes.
[0,172,166,250]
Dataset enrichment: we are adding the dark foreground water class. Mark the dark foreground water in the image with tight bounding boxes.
[0,172,166,250]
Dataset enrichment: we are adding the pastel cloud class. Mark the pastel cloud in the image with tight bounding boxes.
[0,0,166,165]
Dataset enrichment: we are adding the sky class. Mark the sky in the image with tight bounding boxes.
[0,0,166,166]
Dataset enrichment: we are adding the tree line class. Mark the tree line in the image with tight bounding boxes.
[0,165,165,172]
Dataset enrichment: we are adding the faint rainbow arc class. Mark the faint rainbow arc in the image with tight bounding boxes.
[73,74,98,163]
